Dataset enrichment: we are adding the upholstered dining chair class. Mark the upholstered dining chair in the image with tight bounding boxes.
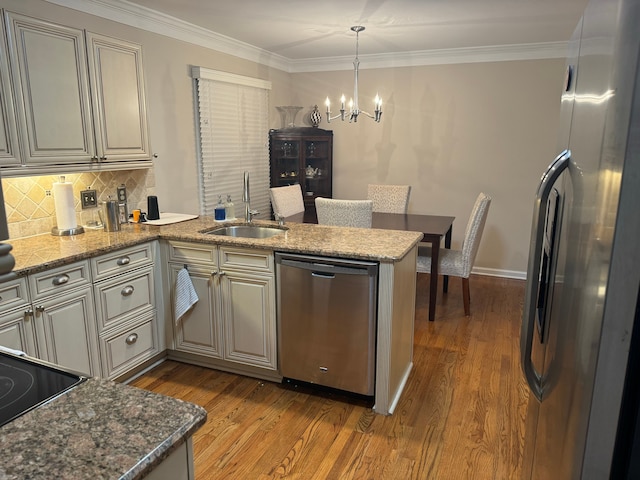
[416,192,491,316]
[269,184,305,218]
[367,184,411,214]
[315,198,373,228]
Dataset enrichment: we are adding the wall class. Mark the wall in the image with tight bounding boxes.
[292,59,565,275]
[0,0,565,275]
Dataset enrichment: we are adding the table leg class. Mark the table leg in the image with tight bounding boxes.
[429,239,440,322]
[443,225,452,293]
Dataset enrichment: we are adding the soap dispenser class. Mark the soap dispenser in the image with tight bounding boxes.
[225,195,235,220]
[214,195,226,221]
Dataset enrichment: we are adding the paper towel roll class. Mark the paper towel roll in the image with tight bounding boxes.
[53,179,77,231]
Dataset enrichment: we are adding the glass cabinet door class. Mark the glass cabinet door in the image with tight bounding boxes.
[302,139,331,202]
[270,139,301,187]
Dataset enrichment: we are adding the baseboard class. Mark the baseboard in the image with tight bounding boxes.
[471,266,526,280]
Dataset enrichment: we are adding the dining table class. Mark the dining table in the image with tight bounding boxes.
[284,210,455,321]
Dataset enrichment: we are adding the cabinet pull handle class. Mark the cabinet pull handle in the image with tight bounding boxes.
[24,308,34,319]
[211,270,218,277]
[117,256,131,266]
[52,274,70,286]
[218,271,226,277]
[125,333,138,345]
[121,285,135,296]
[100,156,107,161]
[35,306,45,313]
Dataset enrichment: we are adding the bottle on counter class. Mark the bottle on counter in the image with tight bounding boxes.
[214,195,226,221]
[225,195,235,220]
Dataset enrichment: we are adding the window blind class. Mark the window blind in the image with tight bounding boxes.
[194,68,271,219]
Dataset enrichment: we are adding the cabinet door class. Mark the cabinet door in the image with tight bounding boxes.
[34,287,100,377]
[0,308,36,356]
[269,137,301,188]
[86,33,151,162]
[302,137,332,209]
[169,263,222,358]
[220,270,276,370]
[0,20,20,166]
[5,12,95,164]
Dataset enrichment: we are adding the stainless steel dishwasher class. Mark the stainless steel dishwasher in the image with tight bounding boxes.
[275,252,378,396]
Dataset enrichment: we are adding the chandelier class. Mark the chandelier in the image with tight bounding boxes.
[325,26,382,123]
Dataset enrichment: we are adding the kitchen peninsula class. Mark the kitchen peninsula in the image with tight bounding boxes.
[5,217,422,415]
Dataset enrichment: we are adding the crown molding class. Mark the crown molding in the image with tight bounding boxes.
[46,0,568,73]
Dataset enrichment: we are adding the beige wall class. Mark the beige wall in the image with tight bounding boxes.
[0,0,565,275]
[293,59,565,275]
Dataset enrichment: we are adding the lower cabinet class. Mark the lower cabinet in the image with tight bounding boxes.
[0,242,162,381]
[166,241,277,374]
[0,276,35,355]
[32,285,100,377]
[0,260,102,377]
[91,242,161,379]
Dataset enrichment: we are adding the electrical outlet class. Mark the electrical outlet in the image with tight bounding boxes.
[117,185,127,203]
[80,189,97,209]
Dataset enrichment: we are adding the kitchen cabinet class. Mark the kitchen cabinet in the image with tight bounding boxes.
[269,127,333,214]
[27,260,101,377]
[3,12,151,172]
[0,18,20,167]
[91,242,161,379]
[0,277,35,354]
[166,241,277,376]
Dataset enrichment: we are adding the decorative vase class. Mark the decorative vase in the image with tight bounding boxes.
[309,105,322,127]
[275,106,303,128]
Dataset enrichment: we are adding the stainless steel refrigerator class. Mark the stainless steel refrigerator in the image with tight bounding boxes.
[520,0,640,478]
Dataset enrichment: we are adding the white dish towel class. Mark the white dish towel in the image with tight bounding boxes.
[174,267,199,324]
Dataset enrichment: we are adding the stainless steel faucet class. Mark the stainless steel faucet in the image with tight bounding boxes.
[242,171,259,222]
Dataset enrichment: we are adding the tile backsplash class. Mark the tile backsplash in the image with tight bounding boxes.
[2,169,155,239]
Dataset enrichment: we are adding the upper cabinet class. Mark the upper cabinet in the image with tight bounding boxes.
[0,18,21,167]
[2,11,152,174]
[85,33,150,162]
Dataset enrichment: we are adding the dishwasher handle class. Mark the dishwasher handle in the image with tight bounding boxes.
[279,257,377,276]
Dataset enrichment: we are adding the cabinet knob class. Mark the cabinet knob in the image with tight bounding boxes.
[52,274,70,286]
[100,156,107,161]
[125,333,138,345]
[91,156,99,162]
[121,285,135,296]
[24,308,34,319]
[218,271,226,277]
[35,305,45,313]
[116,256,131,266]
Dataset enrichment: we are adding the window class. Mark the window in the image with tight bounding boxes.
[193,67,271,218]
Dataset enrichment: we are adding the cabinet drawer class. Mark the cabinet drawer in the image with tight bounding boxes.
[168,241,218,266]
[91,243,154,281]
[94,266,154,332]
[0,276,29,314]
[28,261,91,301]
[219,247,273,273]
[100,314,158,379]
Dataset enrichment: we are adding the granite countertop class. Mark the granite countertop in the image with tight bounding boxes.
[9,217,423,275]
[0,377,207,480]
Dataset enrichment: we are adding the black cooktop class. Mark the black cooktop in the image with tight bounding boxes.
[0,352,85,428]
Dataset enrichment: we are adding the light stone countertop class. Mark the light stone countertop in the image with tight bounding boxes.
[9,216,424,275]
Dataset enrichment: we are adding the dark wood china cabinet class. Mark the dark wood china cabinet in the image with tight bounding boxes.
[268,127,333,214]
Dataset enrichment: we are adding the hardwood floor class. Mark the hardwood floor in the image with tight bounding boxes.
[131,273,529,479]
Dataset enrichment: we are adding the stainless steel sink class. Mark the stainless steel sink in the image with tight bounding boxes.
[203,225,287,239]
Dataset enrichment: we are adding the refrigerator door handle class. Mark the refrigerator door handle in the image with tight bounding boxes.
[521,149,571,401]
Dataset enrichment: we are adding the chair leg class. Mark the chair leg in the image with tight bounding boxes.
[462,277,471,316]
